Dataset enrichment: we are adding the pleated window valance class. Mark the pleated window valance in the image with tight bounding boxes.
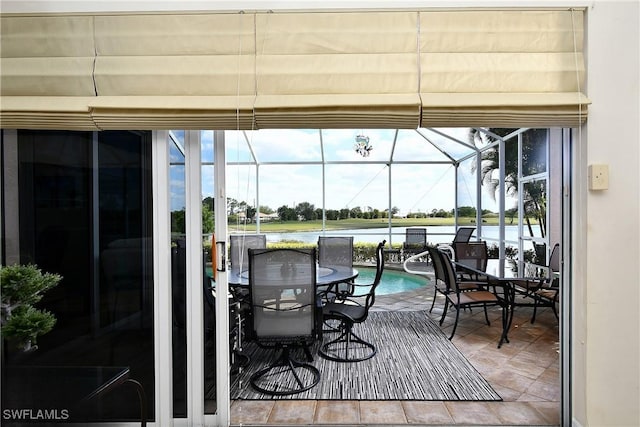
[0,9,588,130]
[419,10,588,127]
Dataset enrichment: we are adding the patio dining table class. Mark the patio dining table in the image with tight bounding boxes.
[227,264,359,288]
[453,258,544,348]
[221,263,359,371]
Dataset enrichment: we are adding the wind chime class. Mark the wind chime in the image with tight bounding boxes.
[354,134,373,157]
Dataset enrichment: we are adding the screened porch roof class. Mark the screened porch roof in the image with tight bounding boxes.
[174,127,509,167]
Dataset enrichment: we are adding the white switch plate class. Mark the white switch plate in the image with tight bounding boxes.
[588,164,609,190]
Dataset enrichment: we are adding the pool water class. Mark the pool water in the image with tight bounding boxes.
[205,265,428,296]
[354,267,428,296]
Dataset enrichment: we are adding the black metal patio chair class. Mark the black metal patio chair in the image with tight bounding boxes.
[229,234,267,276]
[427,245,484,313]
[529,243,560,323]
[453,240,489,281]
[435,247,507,340]
[247,247,321,395]
[402,228,428,260]
[318,240,385,362]
[317,236,354,302]
[453,227,475,243]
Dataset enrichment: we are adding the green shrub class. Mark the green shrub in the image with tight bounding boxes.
[2,305,56,346]
[1,264,62,348]
[1,264,61,308]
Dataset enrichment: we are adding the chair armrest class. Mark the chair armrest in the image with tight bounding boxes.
[347,282,375,298]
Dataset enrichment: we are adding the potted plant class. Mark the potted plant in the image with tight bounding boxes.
[1,264,61,352]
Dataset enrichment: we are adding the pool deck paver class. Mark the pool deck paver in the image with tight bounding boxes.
[230,263,560,426]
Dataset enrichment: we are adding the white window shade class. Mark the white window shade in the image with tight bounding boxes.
[87,96,255,130]
[0,9,588,130]
[253,11,422,129]
[0,97,97,130]
[419,10,588,127]
[0,16,97,129]
[0,16,96,96]
[90,14,256,130]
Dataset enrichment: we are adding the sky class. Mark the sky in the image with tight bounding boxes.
[170,128,513,214]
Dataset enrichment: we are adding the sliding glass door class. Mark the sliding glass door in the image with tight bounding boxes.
[1,130,155,424]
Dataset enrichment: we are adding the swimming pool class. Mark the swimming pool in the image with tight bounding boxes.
[353,267,428,296]
[205,265,428,296]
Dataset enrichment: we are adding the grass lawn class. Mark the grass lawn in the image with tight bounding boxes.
[227,216,520,233]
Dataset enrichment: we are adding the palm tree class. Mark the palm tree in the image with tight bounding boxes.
[469,128,548,242]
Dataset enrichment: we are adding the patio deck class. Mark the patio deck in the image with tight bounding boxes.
[230,268,560,426]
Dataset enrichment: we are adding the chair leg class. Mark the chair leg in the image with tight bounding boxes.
[532,293,559,323]
[483,303,491,326]
[448,305,461,340]
[551,295,559,319]
[250,346,320,396]
[439,298,450,326]
[498,302,510,348]
[531,296,539,323]
[319,321,376,362]
[429,286,438,313]
[322,318,342,334]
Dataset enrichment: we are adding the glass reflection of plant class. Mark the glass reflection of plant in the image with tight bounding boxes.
[1,264,62,351]
[523,180,547,238]
[470,129,549,260]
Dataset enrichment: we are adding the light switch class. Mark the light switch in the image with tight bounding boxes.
[588,164,609,190]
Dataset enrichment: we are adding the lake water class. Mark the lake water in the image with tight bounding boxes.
[263,225,520,245]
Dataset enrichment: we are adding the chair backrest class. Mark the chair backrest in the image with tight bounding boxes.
[427,246,447,290]
[548,243,560,287]
[248,248,318,343]
[230,234,266,275]
[437,248,464,295]
[452,227,475,243]
[548,243,560,273]
[358,240,386,315]
[371,240,386,289]
[525,243,560,284]
[404,228,427,248]
[317,236,353,268]
[453,241,488,272]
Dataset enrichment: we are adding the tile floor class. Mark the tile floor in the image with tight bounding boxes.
[230,275,560,426]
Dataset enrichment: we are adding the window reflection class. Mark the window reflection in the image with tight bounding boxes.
[1,130,154,424]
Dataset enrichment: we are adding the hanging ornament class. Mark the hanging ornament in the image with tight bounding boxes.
[354,134,373,157]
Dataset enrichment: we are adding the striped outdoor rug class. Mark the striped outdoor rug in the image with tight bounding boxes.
[229,310,501,401]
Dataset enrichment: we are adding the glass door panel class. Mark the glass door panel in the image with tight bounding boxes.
[1,130,155,424]
[169,130,188,417]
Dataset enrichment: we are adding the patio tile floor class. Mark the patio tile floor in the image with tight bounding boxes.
[230,278,560,426]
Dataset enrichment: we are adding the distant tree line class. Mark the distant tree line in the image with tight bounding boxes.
[172,195,496,234]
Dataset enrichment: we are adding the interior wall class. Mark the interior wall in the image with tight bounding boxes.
[579,1,640,426]
[550,128,562,248]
